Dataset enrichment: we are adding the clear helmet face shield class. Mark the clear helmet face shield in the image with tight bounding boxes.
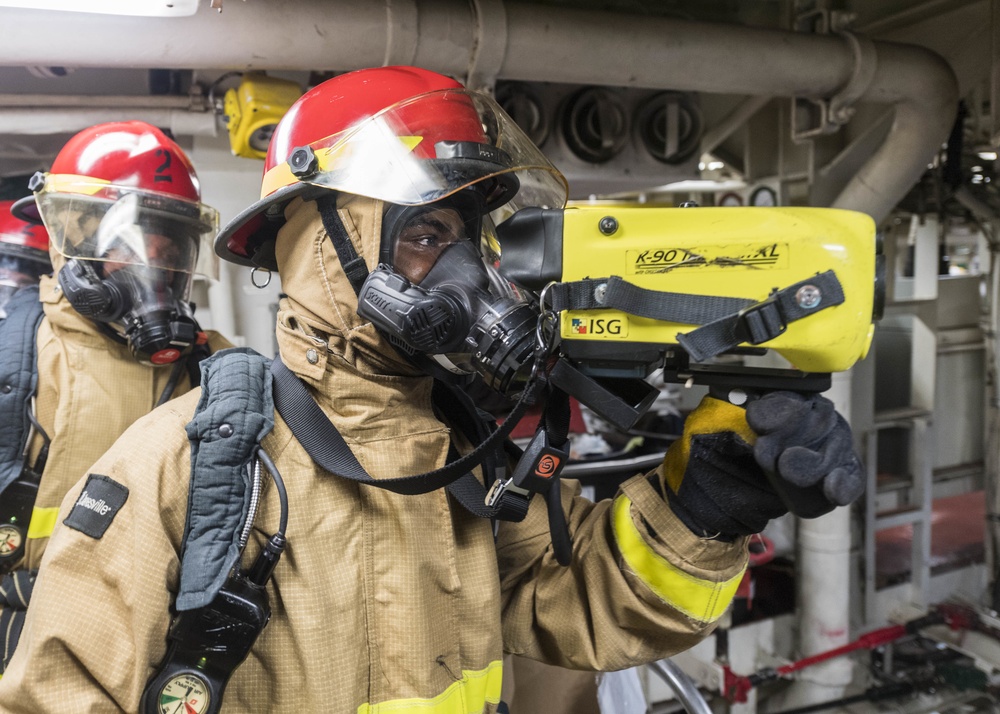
[359,192,541,395]
[35,178,219,280]
[266,88,568,223]
[34,179,220,364]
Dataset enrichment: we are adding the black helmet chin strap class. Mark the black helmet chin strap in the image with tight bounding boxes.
[316,194,369,296]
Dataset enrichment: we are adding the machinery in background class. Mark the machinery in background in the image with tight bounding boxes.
[649,602,1000,713]
[222,73,302,160]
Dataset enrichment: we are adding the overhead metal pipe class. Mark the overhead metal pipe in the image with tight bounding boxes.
[0,94,201,108]
[0,108,218,136]
[0,1,956,223]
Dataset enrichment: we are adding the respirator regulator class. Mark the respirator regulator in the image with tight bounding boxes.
[358,196,541,395]
[59,258,200,365]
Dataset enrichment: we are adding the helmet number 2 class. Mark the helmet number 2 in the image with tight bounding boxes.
[154,149,173,183]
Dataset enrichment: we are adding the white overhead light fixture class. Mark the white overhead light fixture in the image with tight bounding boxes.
[0,0,198,16]
[978,150,998,161]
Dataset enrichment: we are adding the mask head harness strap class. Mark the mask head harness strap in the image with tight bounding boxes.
[315,194,369,297]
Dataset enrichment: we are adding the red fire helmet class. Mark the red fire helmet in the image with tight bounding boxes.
[215,66,567,271]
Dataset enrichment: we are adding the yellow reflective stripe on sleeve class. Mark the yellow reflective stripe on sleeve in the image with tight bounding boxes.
[26,506,60,540]
[613,495,744,623]
[356,660,502,714]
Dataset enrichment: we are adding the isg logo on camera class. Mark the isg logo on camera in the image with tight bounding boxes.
[570,317,628,338]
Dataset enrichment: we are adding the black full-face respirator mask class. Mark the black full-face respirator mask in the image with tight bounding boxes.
[33,180,220,366]
[357,190,540,395]
[52,201,204,366]
[59,255,200,365]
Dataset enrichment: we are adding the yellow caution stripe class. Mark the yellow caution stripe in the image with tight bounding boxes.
[26,507,60,540]
[45,173,111,195]
[356,660,502,714]
[613,495,744,624]
[260,135,424,200]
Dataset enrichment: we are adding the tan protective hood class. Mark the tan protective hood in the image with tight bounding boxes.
[274,194,424,382]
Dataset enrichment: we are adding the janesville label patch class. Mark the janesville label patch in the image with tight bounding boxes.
[64,474,129,539]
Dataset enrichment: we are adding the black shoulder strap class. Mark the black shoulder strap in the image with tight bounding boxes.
[177,347,274,612]
[430,381,529,521]
[0,287,45,495]
[270,357,533,519]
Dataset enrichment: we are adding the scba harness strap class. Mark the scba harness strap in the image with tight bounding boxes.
[0,289,46,676]
[0,287,45,497]
[0,287,47,579]
[177,348,274,612]
[270,357,530,521]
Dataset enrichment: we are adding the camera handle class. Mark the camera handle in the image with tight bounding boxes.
[708,385,839,519]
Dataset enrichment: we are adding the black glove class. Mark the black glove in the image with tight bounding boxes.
[664,392,865,540]
[663,396,786,540]
[746,391,865,518]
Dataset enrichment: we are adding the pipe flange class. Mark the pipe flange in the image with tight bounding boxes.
[466,0,508,93]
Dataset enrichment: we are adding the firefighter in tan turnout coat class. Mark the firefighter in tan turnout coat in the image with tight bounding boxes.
[0,121,230,674]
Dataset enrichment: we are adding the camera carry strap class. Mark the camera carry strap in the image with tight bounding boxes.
[494,385,575,565]
[547,271,845,361]
[270,357,533,521]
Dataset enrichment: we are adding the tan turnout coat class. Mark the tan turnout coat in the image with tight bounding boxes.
[16,273,230,572]
[0,196,748,713]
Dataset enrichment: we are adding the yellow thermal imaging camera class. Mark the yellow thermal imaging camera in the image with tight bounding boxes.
[494,204,883,428]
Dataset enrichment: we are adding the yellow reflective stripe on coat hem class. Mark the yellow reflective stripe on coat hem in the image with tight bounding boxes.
[356,661,502,714]
[26,507,60,539]
[612,495,744,623]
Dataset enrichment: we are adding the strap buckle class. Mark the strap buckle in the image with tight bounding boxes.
[485,477,512,509]
[485,476,531,517]
[734,294,787,345]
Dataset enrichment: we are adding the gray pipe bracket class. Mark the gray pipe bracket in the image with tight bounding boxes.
[790,6,876,142]
[466,0,507,94]
[828,31,878,124]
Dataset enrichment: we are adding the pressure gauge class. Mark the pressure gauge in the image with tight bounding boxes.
[718,192,743,207]
[156,672,211,714]
[749,186,778,207]
[0,524,22,557]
